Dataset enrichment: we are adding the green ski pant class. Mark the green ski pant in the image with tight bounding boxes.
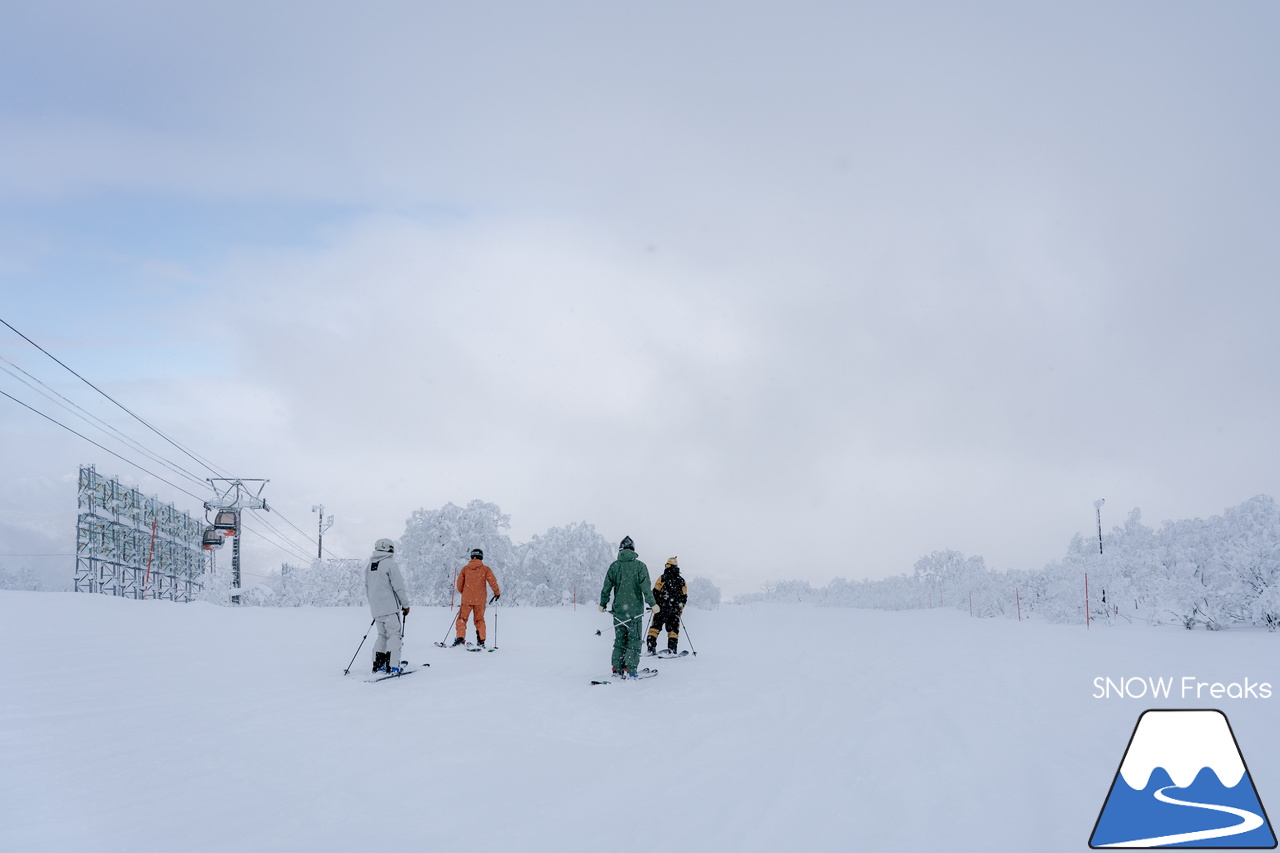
[612,613,644,673]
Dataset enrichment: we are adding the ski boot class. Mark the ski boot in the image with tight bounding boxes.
[476,638,485,648]
[451,637,465,647]
[372,651,390,673]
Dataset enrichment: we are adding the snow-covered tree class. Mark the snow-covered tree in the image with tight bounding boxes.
[192,560,273,606]
[0,563,45,591]
[736,496,1280,629]
[275,559,366,607]
[510,521,613,607]
[687,576,721,610]
[400,500,516,606]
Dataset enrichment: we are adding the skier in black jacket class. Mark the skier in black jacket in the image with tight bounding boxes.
[647,557,688,655]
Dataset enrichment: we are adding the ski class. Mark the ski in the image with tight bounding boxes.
[434,641,496,651]
[654,650,691,659]
[591,667,658,684]
[366,668,418,683]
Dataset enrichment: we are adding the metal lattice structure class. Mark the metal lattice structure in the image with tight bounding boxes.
[74,465,205,602]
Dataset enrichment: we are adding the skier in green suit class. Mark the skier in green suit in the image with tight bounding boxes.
[598,535,659,679]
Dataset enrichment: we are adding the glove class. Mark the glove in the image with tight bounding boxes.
[651,604,661,615]
[492,594,501,602]
[402,606,410,616]
[598,605,606,613]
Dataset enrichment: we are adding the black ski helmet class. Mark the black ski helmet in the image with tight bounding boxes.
[470,548,483,559]
[619,536,634,552]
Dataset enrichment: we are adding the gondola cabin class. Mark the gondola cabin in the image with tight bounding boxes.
[212,510,237,537]
[201,527,225,551]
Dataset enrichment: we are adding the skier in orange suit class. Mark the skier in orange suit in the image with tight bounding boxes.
[453,548,501,647]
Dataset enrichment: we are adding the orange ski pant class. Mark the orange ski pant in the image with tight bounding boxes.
[456,602,488,642]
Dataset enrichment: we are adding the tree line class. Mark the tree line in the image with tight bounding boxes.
[201,499,723,610]
[736,495,1280,629]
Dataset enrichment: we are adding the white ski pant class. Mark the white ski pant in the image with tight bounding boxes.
[372,612,403,664]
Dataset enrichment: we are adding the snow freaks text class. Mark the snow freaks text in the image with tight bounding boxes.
[1092,676,1273,700]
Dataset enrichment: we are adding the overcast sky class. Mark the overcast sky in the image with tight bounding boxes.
[2,2,1278,597]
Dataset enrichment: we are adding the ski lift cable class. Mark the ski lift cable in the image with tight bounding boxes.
[322,542,351,561]
[0,317,332,561]
[234,517,312,564]
[0,320,295,541]
[0,358,211,491]
[0,387,208,503]
[0,353,212,488]
[262,505,332,556]
[239,518,316,564]
[0,316,233,480]
[0,368,325,564]
[245,510,318,561]
[0,553,76,557]
[0,380,304,565]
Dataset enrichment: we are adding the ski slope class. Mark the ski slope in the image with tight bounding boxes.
[3,590,1278,852]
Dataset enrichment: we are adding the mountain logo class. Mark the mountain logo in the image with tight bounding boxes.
[1090,709,1276,848]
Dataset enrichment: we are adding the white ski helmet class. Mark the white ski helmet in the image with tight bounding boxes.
[373,538,395,553]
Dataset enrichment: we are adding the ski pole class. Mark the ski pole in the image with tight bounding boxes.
[438,605,463,646]
[679,614,698,656]
[489,594,499,649]
[611,612,639,630]
[399,608,415,667]
[611,611,641,667]
[343,619,376,675]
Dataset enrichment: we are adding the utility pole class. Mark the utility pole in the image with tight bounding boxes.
[1094,498,1105,555]
[205,479,270,605]
[312,505,334,560]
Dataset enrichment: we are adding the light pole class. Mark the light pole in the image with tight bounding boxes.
[312,505,334,560]
[1094,499,1105,555]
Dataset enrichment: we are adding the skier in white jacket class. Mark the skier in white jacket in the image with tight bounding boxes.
[365,538,409,674]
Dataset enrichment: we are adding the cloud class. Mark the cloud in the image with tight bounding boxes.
[3,2,1280,594]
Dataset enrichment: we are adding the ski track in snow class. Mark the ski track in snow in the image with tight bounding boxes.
[3,591,1279,852]
[1098,785,1264,848]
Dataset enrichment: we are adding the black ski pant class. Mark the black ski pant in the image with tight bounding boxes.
[647,609,680,651]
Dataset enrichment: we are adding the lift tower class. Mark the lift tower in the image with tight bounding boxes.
[205,478,269,605]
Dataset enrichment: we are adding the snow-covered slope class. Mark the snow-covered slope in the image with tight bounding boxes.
[3,591,1278,852]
